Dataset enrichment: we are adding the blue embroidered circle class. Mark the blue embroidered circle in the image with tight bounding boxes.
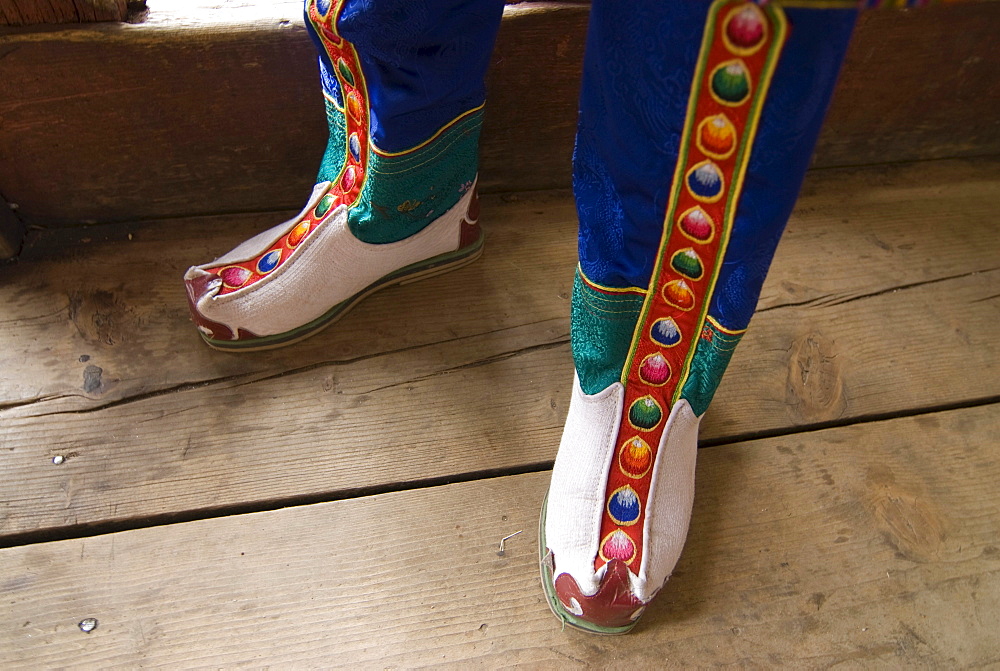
[687,162,724,200]
[257,250,281,275]
[608,487,641,526]
[349,133,361,162]
[651,318,682,347]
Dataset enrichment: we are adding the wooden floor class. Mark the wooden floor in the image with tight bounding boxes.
[1,157,999,667]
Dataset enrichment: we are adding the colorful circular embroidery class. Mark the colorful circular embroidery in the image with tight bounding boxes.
[650,318,682,348]
[315,193,335,218]
[628,395,663,431]
[619,436,653,479]
[595,0,787,576]
[662,279,696,311]
[220,266,251,289]
[336,58,355,87]
[697,114,737,160]
[710,60,751,105]
[315,0,332,17]
[670,248,705,281]
[686,161,725,202]
[256,250,281,275]
[346,91,363,122]
[349,133,361,162]
[723,3,767,55]
[607,486,641,526]
[638,352,671,386]
[342,164,357,191]
[678,207,716,243]
[599,529,637,565]
[287,221,311,248]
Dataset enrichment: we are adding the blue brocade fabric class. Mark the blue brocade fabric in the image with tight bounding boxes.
[303,0,857,410]
[303,0,503,243]
[333,0,504,153]
[574,1,856,332]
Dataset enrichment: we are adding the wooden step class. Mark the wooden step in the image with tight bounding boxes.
[2,403,997,667]
[0,2,998,226]
[0,157,997,542]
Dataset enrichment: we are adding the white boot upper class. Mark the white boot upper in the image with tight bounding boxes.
[184,183,476,338]
[545,373,700,602]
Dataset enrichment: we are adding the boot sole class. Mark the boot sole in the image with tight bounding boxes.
[200,231,485,352]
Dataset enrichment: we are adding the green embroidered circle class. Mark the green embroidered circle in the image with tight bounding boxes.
[711,62,750,104]
[628,396,662,430]
[337,58,356,87]
[315,194,335,218]
[670,248,704,280]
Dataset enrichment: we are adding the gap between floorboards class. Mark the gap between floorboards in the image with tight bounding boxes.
[2,395,996,550]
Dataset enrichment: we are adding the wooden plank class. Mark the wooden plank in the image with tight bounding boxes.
[1,3,998,225]
[0,0,128,26]
[0,268,995,540]
[0,159,997,539]
[0,194,23,259]
[2,157,996,411]
[2,404,997,667]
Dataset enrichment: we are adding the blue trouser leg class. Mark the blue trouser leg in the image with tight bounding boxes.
[571,0,857,413]
[305,0,505,243]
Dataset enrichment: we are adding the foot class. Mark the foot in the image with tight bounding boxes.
[539,374,699,633]
[183,179,482,351]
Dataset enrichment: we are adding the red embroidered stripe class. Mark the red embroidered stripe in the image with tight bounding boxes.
[596,0,788,573]
[212,0,370,295]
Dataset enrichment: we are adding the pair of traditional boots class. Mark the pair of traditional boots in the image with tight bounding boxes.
[184,0,860,633]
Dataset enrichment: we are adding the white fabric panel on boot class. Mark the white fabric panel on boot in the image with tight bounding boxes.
[545,374,624,597]
[211,182,331,267]
[634,399,700,602]
[187,186,473,337]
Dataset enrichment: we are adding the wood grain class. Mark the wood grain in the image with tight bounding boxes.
[0,0,128,26]
[1,158,995,410]
[1,2,998,225]
[0,193,23,258]
[0,159,997,540]
[1,404,997,667]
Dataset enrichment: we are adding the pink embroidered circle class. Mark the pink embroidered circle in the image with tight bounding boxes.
[639,353,671,385]
[600,530,636,564]
[679,207,715,243]
[342,164,357,191]
[219,266,251,289]
[726,4,766,52]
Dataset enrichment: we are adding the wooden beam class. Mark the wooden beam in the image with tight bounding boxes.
[0,0,129,26]
[0,2,997,225]
[1,404,997,666]
[0,194,24,259]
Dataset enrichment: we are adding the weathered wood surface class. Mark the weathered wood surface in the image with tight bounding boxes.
[3,158,997,411]
[0,159,997,540]
[2,404,997,667]
[0,0,128,26]
[0,194,23,258]
[1,2,998,226]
